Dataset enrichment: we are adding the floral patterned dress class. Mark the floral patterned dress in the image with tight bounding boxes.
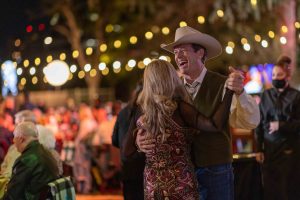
[137,117,199,200]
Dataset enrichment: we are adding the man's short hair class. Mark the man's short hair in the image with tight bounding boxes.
[15,110,36,124]
[14,121,38,138]
[191,44,207,63]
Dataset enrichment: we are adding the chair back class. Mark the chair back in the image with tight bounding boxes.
[41,176,75,200]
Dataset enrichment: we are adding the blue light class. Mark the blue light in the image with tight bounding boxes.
[244,63,274,94]
[1,60,18,96]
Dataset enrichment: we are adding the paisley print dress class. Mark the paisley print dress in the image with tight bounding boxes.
[137,117,199,200]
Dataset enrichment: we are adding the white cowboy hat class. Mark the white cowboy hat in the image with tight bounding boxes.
[161,26,222,60]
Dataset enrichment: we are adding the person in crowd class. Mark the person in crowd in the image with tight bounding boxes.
[112,81,145,200]
[73,104,97,194]
[37,125,63,175]
[255,63,300,200]
[93,101,122,191]
[136,26,260,200]
[122,59,234,200]
[277,55,292,77]
[3,122,59,199]
[0,110,63,198]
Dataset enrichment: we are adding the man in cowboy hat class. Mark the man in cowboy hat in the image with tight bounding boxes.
[137,26,260,200]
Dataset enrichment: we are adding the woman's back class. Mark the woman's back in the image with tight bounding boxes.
[137,109,199,200]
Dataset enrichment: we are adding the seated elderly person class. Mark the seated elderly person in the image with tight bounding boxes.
[3,122,59,200]
[1,110,62,179]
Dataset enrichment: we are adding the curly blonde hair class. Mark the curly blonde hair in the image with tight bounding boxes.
[137,59,191,142]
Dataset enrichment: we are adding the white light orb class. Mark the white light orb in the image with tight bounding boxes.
[225,46,233,54]
[113,61,121,69]
[243,43,251,51]
[143,58,151,65]
[261,40,268,48]
[159,56,168,61]
[280,36,287,44]
[44,60,70,86]
[128,59,136,68]
[98,63,106,70]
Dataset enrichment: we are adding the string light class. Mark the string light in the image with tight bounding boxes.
[114,40,122,48]
[129,36,138,44]
[243,43,251,51]
[90,69,97,77]
[44,37,53,45]
[105,24,114,33]
[86,47,93,55]
[241,38,248,45]
[217,10,224,18]
[228,41,235,48]
[179,21,187,27]
[84,64,91,72]
[162,27,170,35]
[268,31,275,38]
[225,46,233,54]
[17,68,23,75]
[159,56,168,61]
[281,26,288,33]
[197,16,205,24]
[99,44,107,52]
[143,58,151,65]
[32,76,38,84]
[72,50,79,58]
[20,78,26,85]
[113,61,121,69]
[15,39,21,47]
[70,64,77,73]
[251,0,257,6]
[60,53,66,61]
[68,73,73,80]
[98,63,106,70]
[128,59,136,68]
[280,36,287,44]
[254,35,261,42]
[261,40,268,48]
[102,67,109,75]
[138,61,145,69]
[46,55,53,63]
[78,71,85,79]
[23,60,29,68]
[34,58,41,66]
[145,32,153,40]
[29,67,36,75]
[151,26,160,34]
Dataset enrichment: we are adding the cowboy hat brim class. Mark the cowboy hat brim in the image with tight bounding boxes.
[161,32,222,60]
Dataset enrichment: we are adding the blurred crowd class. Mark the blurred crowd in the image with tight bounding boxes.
[0,94,123,194]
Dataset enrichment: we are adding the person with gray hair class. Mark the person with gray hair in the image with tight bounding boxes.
[0,110,37,179]
[1,110,62,178]
[3,122,59,199]
[14,109,37,124]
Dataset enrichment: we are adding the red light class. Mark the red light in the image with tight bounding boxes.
[38,23,45,31]
[26,25,33,33]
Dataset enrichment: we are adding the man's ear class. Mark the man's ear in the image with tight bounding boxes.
[196,48,205,60]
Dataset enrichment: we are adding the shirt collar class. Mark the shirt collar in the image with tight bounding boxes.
[183,67,207,86]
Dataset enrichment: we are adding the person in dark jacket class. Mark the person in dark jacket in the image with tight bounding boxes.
[3,122,59,200]
[255,63,300,200]
[112,81,145,200]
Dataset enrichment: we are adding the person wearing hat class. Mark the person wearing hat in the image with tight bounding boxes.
[136,26,260,200]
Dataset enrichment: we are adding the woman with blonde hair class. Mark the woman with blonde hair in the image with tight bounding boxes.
[122,59,233,200]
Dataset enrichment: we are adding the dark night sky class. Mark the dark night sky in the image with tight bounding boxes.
[0,0,37,60]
